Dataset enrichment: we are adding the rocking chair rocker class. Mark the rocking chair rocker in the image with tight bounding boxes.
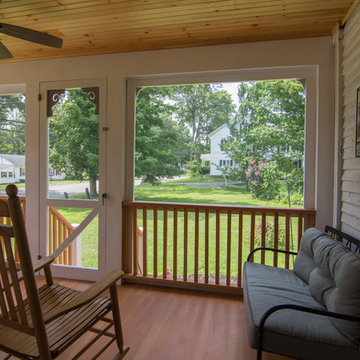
[0,184,129,359]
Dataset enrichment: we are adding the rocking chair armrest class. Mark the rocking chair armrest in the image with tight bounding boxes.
[33,255,56,272]
[44,269,124,323]
[17,255,56,281]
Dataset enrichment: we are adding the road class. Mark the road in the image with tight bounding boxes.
[1,176,187,198]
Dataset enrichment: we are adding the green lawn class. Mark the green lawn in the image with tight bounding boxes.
[55,181,302,277]
[54,206,98,269]
[134,182,300,208]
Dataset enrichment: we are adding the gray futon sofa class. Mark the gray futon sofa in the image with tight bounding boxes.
[243,227,360,360]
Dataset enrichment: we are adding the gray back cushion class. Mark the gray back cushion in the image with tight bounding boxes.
[294,228,360,343]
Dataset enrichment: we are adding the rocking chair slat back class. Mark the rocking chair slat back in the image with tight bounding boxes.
[0,199,32,332]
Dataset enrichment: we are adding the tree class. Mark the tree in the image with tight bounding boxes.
[135,87,185,184]
[49,89,99,197]
[222,80,305,199]
[0,94,25,155]
[173,84,235,161]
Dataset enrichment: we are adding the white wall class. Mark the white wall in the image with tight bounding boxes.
[0,36,335,274]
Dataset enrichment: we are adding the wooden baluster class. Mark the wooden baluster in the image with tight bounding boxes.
[194,209,199,283]
[48,208,52,260]
[250,212,255,262]
[204,211,209,284]
[274,213,279,267]
[58,217,63,265]
[303,213,310,230]
[22,198,26,216]
[173,209,177,281]
[184,210,188,282]
[226,211,231,286]
[133,207,138,276]
[238,212,243,287]
[122,205,128,273]
[163,210,168,279]
[52,210,57,264]
[310,214,316,227]
[261,212,266,264]
[143,208,147,277]
[154,209,158,278]
[215,210,220,285]
[297,215,303,252]
[285,213,290,269]
[67,224,72,265]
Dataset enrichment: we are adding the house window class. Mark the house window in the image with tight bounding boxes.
[1,172,7,178]
[8,172,13,177]
[219,160,222,166]
[293,160,302,168]
[20,168,25,176]
[230,160,233,166]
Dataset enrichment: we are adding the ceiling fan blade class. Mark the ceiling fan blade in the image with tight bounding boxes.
[0,23,63,48]
[0,41,12,59]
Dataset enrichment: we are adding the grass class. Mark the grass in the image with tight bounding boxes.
[54,206,99,269]
[55,181,303,274]
[0,182,26,189]
[134,182,299,208]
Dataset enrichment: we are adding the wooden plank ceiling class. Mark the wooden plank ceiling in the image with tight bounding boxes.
[0,0,356,63]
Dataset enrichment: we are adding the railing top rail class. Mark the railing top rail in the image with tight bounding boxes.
[123,200,316,215]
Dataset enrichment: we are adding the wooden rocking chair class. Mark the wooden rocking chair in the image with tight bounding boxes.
[0,184,129,359]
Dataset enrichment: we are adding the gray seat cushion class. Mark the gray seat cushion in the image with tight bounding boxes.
[243,261,359,360]
[294,229,360,343]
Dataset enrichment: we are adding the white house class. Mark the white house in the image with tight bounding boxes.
[0,154,65,184]
[207,124,235,176]
[0,154,26,184]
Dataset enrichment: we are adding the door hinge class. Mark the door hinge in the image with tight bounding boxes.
[37,254,43,260]
[102,126,109,131]
[38,94,42,101]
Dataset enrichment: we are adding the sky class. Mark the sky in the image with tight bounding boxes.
[221,82,240,106]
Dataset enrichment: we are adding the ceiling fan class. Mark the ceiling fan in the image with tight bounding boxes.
[0,23,63,59]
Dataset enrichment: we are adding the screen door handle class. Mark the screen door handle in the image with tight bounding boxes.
[102,193,107,205]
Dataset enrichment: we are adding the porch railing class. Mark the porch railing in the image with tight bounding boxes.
[48,206,75,265]
[0,196,75,266]
[122,201,316,292]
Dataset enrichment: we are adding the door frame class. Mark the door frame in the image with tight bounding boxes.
[39,78,107,281]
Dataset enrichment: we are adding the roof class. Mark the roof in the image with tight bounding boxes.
[0,154,25,167]
[0,0,356,63]
[208,124,229,137]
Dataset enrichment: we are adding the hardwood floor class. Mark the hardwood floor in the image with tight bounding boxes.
[1,277,292,360]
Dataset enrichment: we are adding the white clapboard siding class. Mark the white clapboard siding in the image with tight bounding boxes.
[341,3,360,237]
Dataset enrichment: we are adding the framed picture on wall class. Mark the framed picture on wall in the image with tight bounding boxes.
[356,87,360,157]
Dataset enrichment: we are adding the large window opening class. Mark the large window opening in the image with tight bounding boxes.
[134,80,305,209]
[125,76,312,286]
